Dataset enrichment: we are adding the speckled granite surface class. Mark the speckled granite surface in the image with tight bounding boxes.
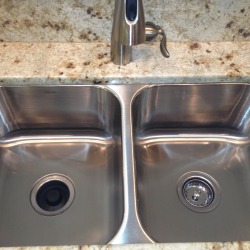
[0,41,249,85]
[0,0,249,42]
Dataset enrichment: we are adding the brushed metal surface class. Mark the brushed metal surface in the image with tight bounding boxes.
[110,0,170,64]
[133,84,250,242]
[0,86,123,246]
[0,83,250,246]
[111,0,145,65]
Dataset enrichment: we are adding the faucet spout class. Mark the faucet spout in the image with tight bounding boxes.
[111,0,145,65]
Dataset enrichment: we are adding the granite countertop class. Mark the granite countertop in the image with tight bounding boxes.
[0,41,249,85]
[0,41,250,250]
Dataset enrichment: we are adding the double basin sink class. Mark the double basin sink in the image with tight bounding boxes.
[0,83,250,246]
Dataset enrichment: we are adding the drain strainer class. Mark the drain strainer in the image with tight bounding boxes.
[177,171,220,212]
[30,174,75,216]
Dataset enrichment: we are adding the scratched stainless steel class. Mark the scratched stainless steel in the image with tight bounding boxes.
[0,84,250,246]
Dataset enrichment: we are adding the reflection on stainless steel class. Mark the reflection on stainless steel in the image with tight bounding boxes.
[0,133,114,148]
[110,0,170,65]
[133,84,250,243]
[145,22,170,58]
[133,84,250,135]
[1,83,250,246]
[0,86,123,246]
[177,171,221,213]
[111,0,145,65]
[30,173,76,216]
[136,130,250,144]
[108,85,153,244]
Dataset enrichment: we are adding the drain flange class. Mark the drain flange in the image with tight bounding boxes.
[177,171,220,212]
[30,174,75,216]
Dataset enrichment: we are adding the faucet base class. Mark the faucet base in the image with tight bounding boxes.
[111,43,132,65]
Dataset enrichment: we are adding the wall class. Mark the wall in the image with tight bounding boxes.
[0,0,249,42]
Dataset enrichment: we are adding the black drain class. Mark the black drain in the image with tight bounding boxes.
[31,174,75,216]
[36,180,70,212]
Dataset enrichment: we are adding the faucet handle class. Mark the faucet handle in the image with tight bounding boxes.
[145,21,170,58]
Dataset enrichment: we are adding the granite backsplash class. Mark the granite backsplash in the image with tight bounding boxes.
[0,0,249,43]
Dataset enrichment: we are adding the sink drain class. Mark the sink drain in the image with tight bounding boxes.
[30,174,75,216]
[183,178,214,207]
[177,171,220,212]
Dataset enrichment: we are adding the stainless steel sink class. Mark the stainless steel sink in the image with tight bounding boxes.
[0,83,250,246]
[0,86,123,246]
[133,84,250,242]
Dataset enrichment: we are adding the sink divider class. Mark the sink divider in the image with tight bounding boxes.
[107,85,153,244]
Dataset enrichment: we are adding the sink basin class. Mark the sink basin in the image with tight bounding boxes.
[133,84,250,242]
[1,83,250,246]
[0,86,123,246]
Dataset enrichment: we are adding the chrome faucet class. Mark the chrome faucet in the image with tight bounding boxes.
[111,0,170,65]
